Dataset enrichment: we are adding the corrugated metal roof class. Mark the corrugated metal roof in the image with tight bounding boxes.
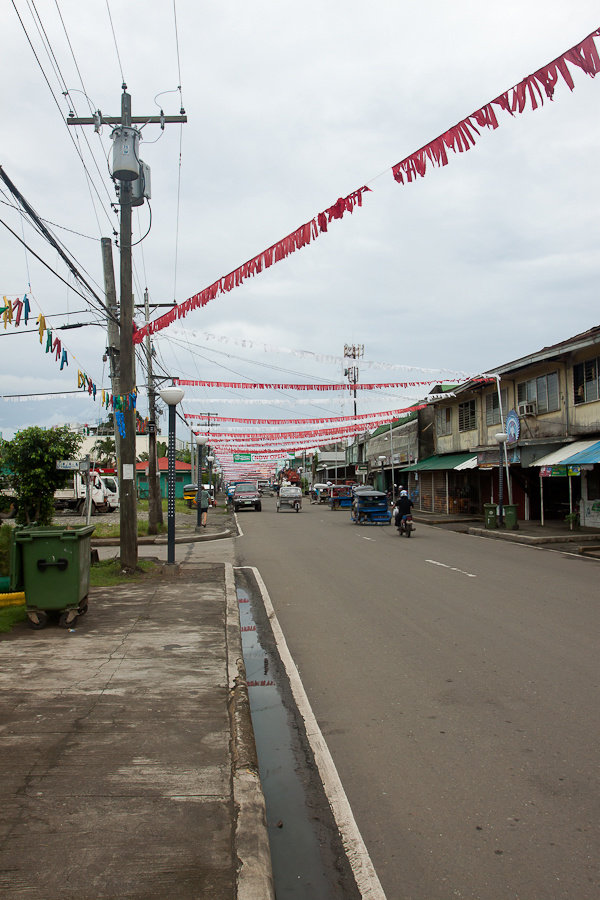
[402,453,477,472]
[530,440,600,467]
[560,440,600,466]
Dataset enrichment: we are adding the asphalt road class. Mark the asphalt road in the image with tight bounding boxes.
[235,496,600,900]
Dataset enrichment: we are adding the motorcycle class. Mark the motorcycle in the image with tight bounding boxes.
[396,513,414,538]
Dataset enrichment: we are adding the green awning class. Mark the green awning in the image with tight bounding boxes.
[402,453,478,472]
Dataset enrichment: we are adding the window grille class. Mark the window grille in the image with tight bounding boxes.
[458,399,476,432]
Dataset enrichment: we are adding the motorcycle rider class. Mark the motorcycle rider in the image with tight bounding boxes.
[394,490,414,531]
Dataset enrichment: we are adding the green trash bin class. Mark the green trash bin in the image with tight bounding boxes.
[502,504,519,530]
[14,525,95,629]
[484,503,498,529]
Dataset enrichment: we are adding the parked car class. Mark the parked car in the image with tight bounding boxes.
[232,482,262,512]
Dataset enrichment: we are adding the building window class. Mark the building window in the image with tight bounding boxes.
[458,399,476,432]
[485,388,508,426]
[517,372,559,414]
[573,357,600,405]
[436,407,452,435]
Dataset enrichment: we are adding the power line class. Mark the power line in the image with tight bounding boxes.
[0,212,116,323]
[105,0,125,83]
[10,0,116,231]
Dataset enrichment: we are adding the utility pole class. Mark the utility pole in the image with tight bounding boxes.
[68,85,186,572]
[344,343,364,481]
[101,237,121,463]
[144,288,163,533]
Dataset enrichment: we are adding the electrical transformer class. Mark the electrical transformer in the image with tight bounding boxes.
[131,161,151,207]
[111,126,140,181]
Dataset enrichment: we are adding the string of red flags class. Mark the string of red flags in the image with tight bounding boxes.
[391,29,600,186]
[132,187,369,345]
[133,28,600,346]
[184,406,426,425]
[175,379,482,391]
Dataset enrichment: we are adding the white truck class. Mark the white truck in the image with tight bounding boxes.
[54,471,119,515]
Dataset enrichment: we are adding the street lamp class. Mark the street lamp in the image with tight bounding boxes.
[206,453,215,506]
[378,455,386,493]
[159,386,185,565]
[495,432,508,528]
[196,434,208,532]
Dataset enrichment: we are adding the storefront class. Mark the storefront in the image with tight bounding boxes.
[529,439,600,526]
[403,453,478,514]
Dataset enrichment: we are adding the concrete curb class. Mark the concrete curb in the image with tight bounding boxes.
[466,526,600,545]
[224,563,275,900]
[91,529,233,547]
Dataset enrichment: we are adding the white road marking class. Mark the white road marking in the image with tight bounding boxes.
[426,559,477,578]
[240,565,387,900]
[362,536,376,541]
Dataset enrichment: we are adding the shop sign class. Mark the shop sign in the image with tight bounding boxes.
[540,465,581,477]
[505,409,520,444]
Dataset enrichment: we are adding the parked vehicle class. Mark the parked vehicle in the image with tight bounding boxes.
[277,484,302,512]
[396,513,415,537]
[232,482,262,512]
[351,488,391,525]
[54,471,118,515]
[183,483,216,508]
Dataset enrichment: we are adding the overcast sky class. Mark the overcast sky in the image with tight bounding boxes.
[1,1,599,460]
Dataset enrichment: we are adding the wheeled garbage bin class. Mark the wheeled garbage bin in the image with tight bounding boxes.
[484,503,498,529]
[13,525,95,629]
[503,504,519,530]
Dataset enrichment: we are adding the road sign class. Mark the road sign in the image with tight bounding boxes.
[56,460,80,471]
[233,453,252,462]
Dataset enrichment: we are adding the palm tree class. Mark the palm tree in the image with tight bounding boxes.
[93,436,116,467]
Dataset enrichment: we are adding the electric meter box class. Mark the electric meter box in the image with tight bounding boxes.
[131,161,151,206]
[112,126,140,181]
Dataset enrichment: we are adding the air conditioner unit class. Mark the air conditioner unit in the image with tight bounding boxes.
[517,401,537,417]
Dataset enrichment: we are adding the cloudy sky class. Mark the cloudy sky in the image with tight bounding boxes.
[1,1,599,459]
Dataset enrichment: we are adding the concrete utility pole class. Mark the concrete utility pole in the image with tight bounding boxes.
[144,288,163,533]
[69,86,186,571]
[344,343,364,479]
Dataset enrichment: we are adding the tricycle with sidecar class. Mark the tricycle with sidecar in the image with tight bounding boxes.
[351,487,391,525]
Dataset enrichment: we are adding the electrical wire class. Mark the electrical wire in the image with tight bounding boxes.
[10,0,116,232]
[105,0,125,84]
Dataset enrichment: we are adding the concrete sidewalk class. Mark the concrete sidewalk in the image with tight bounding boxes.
[0,555,274,899]
[413,510,600,550]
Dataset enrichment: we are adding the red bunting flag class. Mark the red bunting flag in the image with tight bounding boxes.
[132,28,600,345]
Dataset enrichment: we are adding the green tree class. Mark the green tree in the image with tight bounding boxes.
[1,426,82,525]
[93,436,116,466]
[157,440,168,458]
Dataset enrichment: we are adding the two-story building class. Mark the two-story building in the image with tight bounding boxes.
[405,325,600,525]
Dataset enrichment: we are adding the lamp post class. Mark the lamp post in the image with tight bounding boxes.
[206,453,215,505]
[378,455,386,493]
[159,386,185,565]
[495,432,508,528]
[196,434,207,532]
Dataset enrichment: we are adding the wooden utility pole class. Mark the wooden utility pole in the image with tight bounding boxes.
[68,86,186,571]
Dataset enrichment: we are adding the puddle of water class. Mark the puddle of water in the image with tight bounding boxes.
[237,584,334,899]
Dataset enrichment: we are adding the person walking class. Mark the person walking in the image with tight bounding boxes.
[199,487,210,527]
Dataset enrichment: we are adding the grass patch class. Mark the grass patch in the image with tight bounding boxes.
[89,521,169,539]
[138,498,192,515]
[90,557,159,587]
[0,605,27,633]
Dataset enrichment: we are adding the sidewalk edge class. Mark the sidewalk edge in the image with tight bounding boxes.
[224,562,275,900]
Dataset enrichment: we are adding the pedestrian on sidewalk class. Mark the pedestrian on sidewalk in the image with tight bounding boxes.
[199,487,210,527]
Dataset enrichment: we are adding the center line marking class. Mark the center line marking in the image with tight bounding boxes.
[426,559,477,578]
